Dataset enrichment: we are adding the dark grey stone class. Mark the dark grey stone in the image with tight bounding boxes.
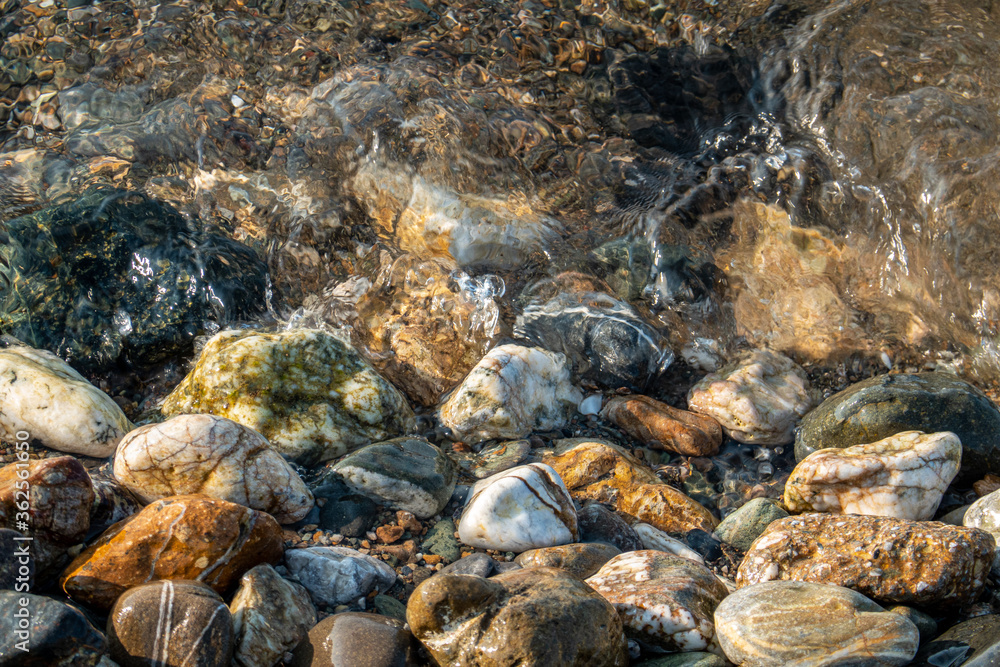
[911,614,1000,666]
[439,552,496,578]
[578,503,645,552]
[0,591,106,666]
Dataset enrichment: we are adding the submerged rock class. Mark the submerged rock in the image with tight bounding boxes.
[714,581,919,667]
[285,546,397,608]
[454,439,532,479]
[784,431,961,520]
[601,394,723,456]
[515,543,621,579]
[687,349,813,445]
[458,463,578,552]
[439,344,582,443]
[0,591,106,667]
[114,414,314,523]
[736,513,994,608]
[586,550,729,653]
[407,566,628,667]
[162,329,416,466]
[794,372,1000,483]
[713,498,788,552]
[0,345,132,458]
[0,188,268,369]
[230,564,317,667]
[290,612,414,667]
[577,503,645,552]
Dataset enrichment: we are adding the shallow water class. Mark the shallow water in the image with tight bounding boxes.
[3,2,1000,426]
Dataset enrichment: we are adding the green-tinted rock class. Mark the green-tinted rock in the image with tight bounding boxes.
[373,594,408,621]
[422,518,460,563]
[634,653,727,667]
[0,188,267,370]
[794,372,1000,482]
[162,329,415,466]
[714,498,788,552]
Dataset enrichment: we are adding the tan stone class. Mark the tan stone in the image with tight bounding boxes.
[736,513,994,609]
[540,439,717,533]
[515,543,621,579]
[61,494,284,611]
[601,395,723,456]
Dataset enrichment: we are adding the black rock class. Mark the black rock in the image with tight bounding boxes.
[911,614,1000,667]
[0,529,31,591]
[88,476,141,540]
[312,472,378,537]
[795,372,1000,483]
[0,591,106,666]
[577,503,645,552]
[684,529,725,563]
[0,188,269,370]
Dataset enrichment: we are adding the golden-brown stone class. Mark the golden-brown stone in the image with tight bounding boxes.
[540,439,717,533]
[601,395,723,456]
[61,494,283,611]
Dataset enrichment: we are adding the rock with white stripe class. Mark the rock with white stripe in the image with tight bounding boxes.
[230,564,317,667]
[586,550,729,654]
[687,349,813,445]
[285,547,398,608]
[458,463,578,552]
[0,345,132,458]
[439,344,582,443]
[784,430,961,520]
[514,290,673,389]
[107,579,234,667]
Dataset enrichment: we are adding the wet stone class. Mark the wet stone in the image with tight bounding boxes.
[577,503,645,552]
[438,344,582,444]
[407,566,628,667]
[61,494,284,611]
[964,489,1000,572]
[0,591,106,667]
[455,439,531,479]
[313,473,378,538]
[230,564,317,667]
[0,345,132,458]
[633,653,727,667]
[0,456,94,575]
[515,543,621,579]
[794,372,1000,483]
[713,498,789,553]
[586,550,729,653]
[373,594,408,622]
[0,189,268,370]
[114,414,314,523]
[886,606,937,645]
[601,395,723,457]
[687,349,813,445]
[285,546,397,608]
[457,463,578,553]
[162,328,416,467]
[88,475,140,540]
[290,612,414,667]
[422,518,460,563]
[786,430,962,520]
[332,437,456,519]
[438,552,496,578]
[714,581,919,667]
[736,513,995,609]
[514,290,674,390]
[632,523,706,564]
[108,580,233,667]
[0,528,32,590]
[911,614,1000,667]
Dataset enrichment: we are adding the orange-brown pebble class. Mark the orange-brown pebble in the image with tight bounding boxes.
[601,395,723,456]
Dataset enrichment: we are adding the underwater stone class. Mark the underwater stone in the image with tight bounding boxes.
[601,394,723,456]
[515,543,621,579]
[0,188,268,370]
[162,328,416,466]
[713,498,789,553]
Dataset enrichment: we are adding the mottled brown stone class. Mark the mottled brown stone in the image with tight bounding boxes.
[407,567,628,667]
[601,395,723,456]
[108,580,234,667]
[515,542,621,579]
[290,612,414,667]
[0,456,94,574]
[231,564,317,667]
[736,513,994,609]
[61,494,283,611]
[541,439,717,533]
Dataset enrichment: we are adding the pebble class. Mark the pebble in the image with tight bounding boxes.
[0,456,94,574]
[632,523,706,564]
[911,614,1000,666]
[114,414,315,523]
[713,498,789,552]
[736,513,995,608]
[312,473,379,537]
[439,344,583,443]
[964,489,1000,573]
[601,394,723,456]
[794,372,1000,482]
[454,439,531,479]
[88,475,141,539]
[61,494,284,611]
[687,348,813,445]
[0,345,132,457]
[458,463,578,552]
[577,503,645,552]
[541,439,717,533]
[373,594,408,621]
[939,504,970,525]
[784,430,961,520]
[230,564,317,667]
[586,550,729,653]
[714,580,919,666]
[514,290,674,389]
[161,329,416,466]
[407,566,628,666]
[0,591,106,666]
[108,580,233,667]
[285,546,398,607]
[886,605,937,644]
[290,612,414,667]
[515,542,621,578]
[633,654,727,667]
[422,518,460,562]
[438,552,496,578]
[332,437,456,518]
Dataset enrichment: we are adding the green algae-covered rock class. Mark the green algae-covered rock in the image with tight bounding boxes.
[0,188,268,370]
[714,498,789,553]
[162,328,415,466]
[794,372,1000,482]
